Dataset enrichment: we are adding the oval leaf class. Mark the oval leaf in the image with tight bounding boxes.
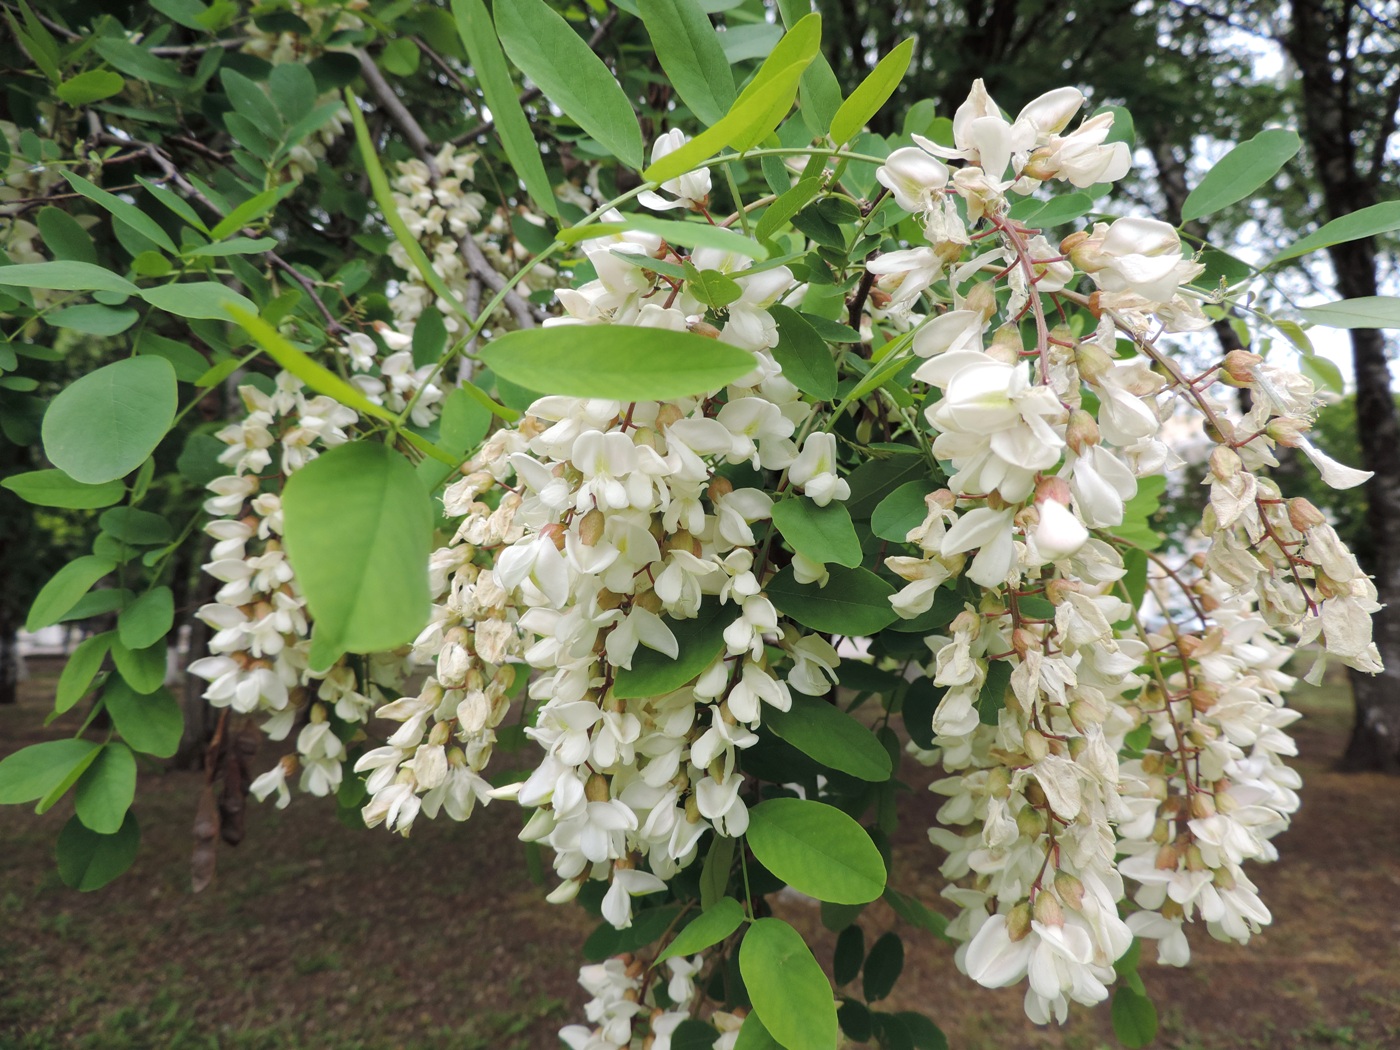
[1272,201,1400,265]
[768,305,838,401]
[770,497,861,568]
[104,679,182,757]
[765,700,892,781]
[0,260,139,295]
[1180,128,1300,224]
[746,797,886,904]
[614,603,730,699]
[42,356,177,485]
[74,743,137,834]
[0,739,102,804]
[1298,296,1400,330]
[767,565,899,636]
[870,479,937,542]
[495,0,644,169]
[26,555,116,633]
[655,898,746,964]
[56,811,141,892]
[479,326,757,401]
[2,470,125,510]
[739,917,838,1050]
[140,280,257,319]
[55,632,114,715]
[117,586,174,651]
[282,441,433,668]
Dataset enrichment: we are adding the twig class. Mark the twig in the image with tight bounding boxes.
[461,235,542,327]
[357,50,437,171]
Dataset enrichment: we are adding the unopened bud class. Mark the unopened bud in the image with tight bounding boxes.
[1065,410,1101,453]
[1075,342,1114,382]
[1189,792,1217,819]
[655,403,684,429]
[1023,780,1047,809]
[1011,627,1040,658]
[1017,805,1047,837]
[1023,728,1050,763]
[1054,871,1086,911]
[707,476,733,501]
[1045,578,1080,605]
[1265,416,1310,447]
[1033,890,1064,927]
[540,522,567,550]
[578,509,606,546]
[1060,230,1090,257]
[1213,866,1237,891]
[635,589,663,614]
[1221,349,1263,384]
[1151,818,1171,845]
[1068,699,1105,731]
[869,288,893,308]
[687,320,722,339]
[1183,843,1207,872]
[1154,843,1180,870]
[1208,445,1243,482]
[951,609,981,636]
[1067,736,1087,760]
[1022,149,1057,181]
[428,720,452,747]
[1007,901,1033,941]
[987,765,1012,800]
[1287,497,1327,532]
[585,773,611,803]
[965,281,998,321]
[1189,688,1217,714]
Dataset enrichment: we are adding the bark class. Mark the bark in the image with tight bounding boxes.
[1289,0,1400,770]
[0,624,19,706]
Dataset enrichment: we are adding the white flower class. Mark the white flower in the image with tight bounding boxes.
[638,130,711,211]
[788,433,850,506]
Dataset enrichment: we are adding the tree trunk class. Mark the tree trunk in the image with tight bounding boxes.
[0,624,19,706]
[1289,0,1400,770]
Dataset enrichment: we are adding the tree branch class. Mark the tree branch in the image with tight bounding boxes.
[357,49,437,171]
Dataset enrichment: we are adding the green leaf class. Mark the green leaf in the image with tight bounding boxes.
[583,905,681,960]
[99,507,171,546]
[140,281,257,319]
[768,304,837,401]
[613,603,730,699]
[1016,192,1096,229]
[209,187,285,241]
[845,450,928,518]
[36,206,97,262]
[883,888,949,938]
[686,265,744,309]
[1180,128,1300,224]
[57,69,126,105]
[1299,296,1400,330]
[644,14,822,183]
[450,0,557,217]
[767,565,899,636]
[26,555,116,633]
[49,304,139,336]
[41,357,177,485]
[59,170,179,254]
[739,918,838,1050]
[1,469,124,509]
[976,659,1012,725]
[55,632,114,715]
[110,636,167,695]
[220,68,281,131]
[746,797,886,904]
[495,0,644,169]
[56,811,140,892]
[0,261,139,295]
[562,215,765,258]
[770,497,861,568]
[870,479,937,543]
[862,931,904,1002]
[118,587,174,651]
[829,38,914,144]
[0,739,102,804]
[103,679,182,756]
[733,1011,784,1050]
[755,178,822,244]
[479,326,757,401]
[833,923,864,984]
[700,833,736,909]
[93,36,188,88]
[380,37,421,77]
[282,441,433,668]
[74,743,137,834]
[1110,987,1158,1049]
[639,0,735,127]
[183,237,278,258]
[1271,201,1400,264]
[226,306,392,419]
[655,898,746,964]
[766,700,892,781]
[1299,352,1345,395]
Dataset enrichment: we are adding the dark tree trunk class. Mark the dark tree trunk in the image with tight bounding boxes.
[1289,0,1400,770]
[0,622,19,706]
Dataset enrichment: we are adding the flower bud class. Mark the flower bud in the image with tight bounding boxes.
[1265,416,1310,447]
[1017,805,1047,837]
[585,773,611,803]
[1033,493,1089,560]
[1222,349,1263,384]
[1007,901,1033,941]
[1053,871,1086,911]
[688,320,722,339]
[1023,779,1047,809]
[707,476,733,501]
[540,522,567,550]
[1023,728,1050,763]
[1208,445,1243,482]
[1189,688,1217,714]
[965,280,998,321]
[987,765,1012,799]
[1065,410,1101,453]
[1189,792,1217,819]
[1033,890,1064,927]
[1154,843,1180,870]
[1287,497,1327,532]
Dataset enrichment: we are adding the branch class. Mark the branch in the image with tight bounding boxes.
[460,235,543,328]
[357,49,437,171]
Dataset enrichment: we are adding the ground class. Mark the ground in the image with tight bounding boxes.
[1,660,1397,1050]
